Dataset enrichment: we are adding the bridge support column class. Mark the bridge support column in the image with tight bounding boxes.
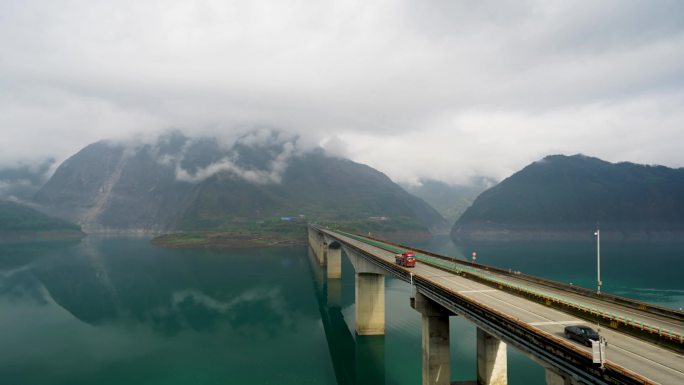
[412,292,453,385]
[355,273,385,335]
[477,328,507,385]
[318,243,326,266]
[307,228,326,265]
[326,243,342,279]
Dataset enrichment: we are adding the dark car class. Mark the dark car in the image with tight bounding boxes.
[564,325,600,346]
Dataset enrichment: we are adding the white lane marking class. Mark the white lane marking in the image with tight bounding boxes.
[434,267,684,379]
[439,275,559,322]
[610,342,684,376]
[342,234,682,333]
[529,321,578,326]
[338,234,684,379]
[458,260,683,331]
[458,289,498,293]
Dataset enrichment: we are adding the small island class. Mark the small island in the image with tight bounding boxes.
[151,217,432,249]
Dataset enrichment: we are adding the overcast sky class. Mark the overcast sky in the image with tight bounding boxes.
[1,0,683,185]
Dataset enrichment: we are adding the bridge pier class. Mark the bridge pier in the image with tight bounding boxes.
[308,228,326,265]
[326,240,342,279]
[355,273,385,335]
[343,245,387,336]
[477,328,508,385]
[412,292,453,385]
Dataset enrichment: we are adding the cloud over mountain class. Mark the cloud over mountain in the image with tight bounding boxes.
[2,1,684,185]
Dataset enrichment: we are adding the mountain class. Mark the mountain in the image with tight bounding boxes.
[34,132,447,236]
[0,200,83,240]
[402,178,494,224]
[451,154,684,241]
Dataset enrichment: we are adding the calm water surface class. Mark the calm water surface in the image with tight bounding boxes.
[0,235,681,384]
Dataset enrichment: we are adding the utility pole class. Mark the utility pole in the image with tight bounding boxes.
[594,228,601,295]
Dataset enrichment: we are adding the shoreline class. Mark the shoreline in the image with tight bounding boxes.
[0,230,85,243]
[151,231,307,249]
[152,228,434,249]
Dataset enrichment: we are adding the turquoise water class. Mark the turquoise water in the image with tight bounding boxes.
[0,235,681,384]
[0,238,334,385]
[419,236,684,310]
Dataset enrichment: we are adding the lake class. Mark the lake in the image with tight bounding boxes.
[0,235,681,384]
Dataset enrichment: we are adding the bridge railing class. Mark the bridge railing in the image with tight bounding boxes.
[318,226,654,385]
[319,226,684,354]
[370,236,684,323]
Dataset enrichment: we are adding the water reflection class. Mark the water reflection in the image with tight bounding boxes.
[306,248,387,385]
[0,237,336,385]
[416,236,684,308]
[0,236,319,335]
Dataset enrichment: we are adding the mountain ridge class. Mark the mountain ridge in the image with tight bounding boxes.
[34,133,448,237]
[401,178,494,224]
[451,154,684,241]
[0,199,84,241]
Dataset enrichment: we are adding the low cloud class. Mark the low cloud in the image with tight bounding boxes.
[0,159,55,200]
[174,142,295,184]
[149,129,300,184]
[1,1,683,185]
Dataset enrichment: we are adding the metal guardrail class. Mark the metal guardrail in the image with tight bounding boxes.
[334,229,684,354]
[366,234,684,322]
[314,226,654,385]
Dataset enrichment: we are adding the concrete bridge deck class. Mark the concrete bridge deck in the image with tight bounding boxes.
[314,226,684,385]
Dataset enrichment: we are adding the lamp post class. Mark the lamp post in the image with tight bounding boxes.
[594,229,601,295]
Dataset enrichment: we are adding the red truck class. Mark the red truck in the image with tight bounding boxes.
[395,251,416,267]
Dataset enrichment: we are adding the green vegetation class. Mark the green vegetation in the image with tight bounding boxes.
[153,216,429,248]
[0,200,81,231]
[35,135,447,239]
[175,152,446,234]
[0,200,83,242]
[452,154,684,240]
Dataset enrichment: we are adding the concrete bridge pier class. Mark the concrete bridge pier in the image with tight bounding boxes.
[325,238,342,279]
[308,248,326,294]
[477,328,508,385]
[307,228,326,266]
[412,292,454,385]
[355,273,385,335]
[344,245,386,336]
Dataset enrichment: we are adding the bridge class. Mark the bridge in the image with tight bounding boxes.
[307,246,387,385]
[308,225,684,385]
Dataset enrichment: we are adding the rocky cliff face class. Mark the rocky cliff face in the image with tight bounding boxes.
[34,139,195,232]
[35,132,447,234]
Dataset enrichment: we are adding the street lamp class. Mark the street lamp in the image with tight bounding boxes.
[594,229,601,295]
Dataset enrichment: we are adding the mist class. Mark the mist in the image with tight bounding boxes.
[2,0,684,186]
